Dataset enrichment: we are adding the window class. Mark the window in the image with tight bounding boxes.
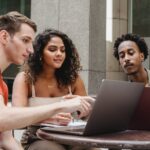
[129,0,150,37]
[0,0,31,100]
[0,0,31,17]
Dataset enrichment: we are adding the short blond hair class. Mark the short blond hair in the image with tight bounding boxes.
[0,11,37,35]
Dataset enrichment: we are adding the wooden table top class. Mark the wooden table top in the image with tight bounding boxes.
[37,129,150,149]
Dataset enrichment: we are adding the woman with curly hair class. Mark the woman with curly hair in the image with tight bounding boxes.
[12,29,94,150]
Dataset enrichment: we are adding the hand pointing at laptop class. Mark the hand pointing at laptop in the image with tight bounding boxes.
[63,95,95,118]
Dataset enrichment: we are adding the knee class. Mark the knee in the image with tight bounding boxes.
[28,140,66,150]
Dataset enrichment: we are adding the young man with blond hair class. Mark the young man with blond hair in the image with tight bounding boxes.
[0,11,92,149]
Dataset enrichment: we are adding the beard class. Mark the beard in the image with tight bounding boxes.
[124,67,138,76]
[126,71,138,76]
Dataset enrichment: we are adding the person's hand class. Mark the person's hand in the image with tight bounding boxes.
[80,96,95,105]
[63,95,95,117]
[63,95,95,105]
[61,96,92,118]
[42,113,72,126]
[63,94,95,105]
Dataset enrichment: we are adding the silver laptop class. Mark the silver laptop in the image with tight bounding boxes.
[40,79,144,136]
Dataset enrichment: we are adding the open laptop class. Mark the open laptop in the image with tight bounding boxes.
[40,79,144,136]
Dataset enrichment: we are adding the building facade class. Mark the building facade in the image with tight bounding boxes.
[1,0,150,97]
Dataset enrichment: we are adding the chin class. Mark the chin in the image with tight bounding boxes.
[14,60,24,65]
[126,71,138,76]
[54,64,62,68]
[124,68,133,75]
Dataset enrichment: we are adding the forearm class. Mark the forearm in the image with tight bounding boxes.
[0,103,63,131]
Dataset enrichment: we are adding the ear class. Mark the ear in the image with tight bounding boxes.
[140,52,144,62]
[0,30,9,45]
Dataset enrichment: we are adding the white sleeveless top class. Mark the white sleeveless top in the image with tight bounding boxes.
[28,84,72,106]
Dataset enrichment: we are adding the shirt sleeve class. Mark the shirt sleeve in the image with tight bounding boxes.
[0,85,4,95]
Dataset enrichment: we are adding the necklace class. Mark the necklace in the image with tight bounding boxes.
[48,85,55,88]
[47,83,58,88]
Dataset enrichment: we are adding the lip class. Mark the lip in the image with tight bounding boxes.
[23,54,29,60]
[124,63,134,69]
[53,59,63,62]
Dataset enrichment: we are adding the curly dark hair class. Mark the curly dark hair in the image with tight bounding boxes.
[24,29,81,87]
[113,33,149,60]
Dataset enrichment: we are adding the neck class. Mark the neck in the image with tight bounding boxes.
[39,69,55,80]
[0,46,11,72]
[39,69,58,88]
[40,63,56,79]
[128,67,148,85]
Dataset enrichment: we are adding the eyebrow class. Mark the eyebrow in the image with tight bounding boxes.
[26,36,32,39]
[22,35,33,40]
[118,51,124,55]
[127,48,134,51]
[48,45,65,48]
[119,48,134,53]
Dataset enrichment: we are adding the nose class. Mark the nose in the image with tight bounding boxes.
[27,45,34,54]
[56,49,62,55]
[124,54,130,62]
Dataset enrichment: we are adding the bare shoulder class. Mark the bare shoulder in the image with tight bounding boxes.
[15,71,26,79]
[13,71,29,90]
[72,75,87,95]
[14,72,26,83]
[73,75,84,86]
[12,72,30,106]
